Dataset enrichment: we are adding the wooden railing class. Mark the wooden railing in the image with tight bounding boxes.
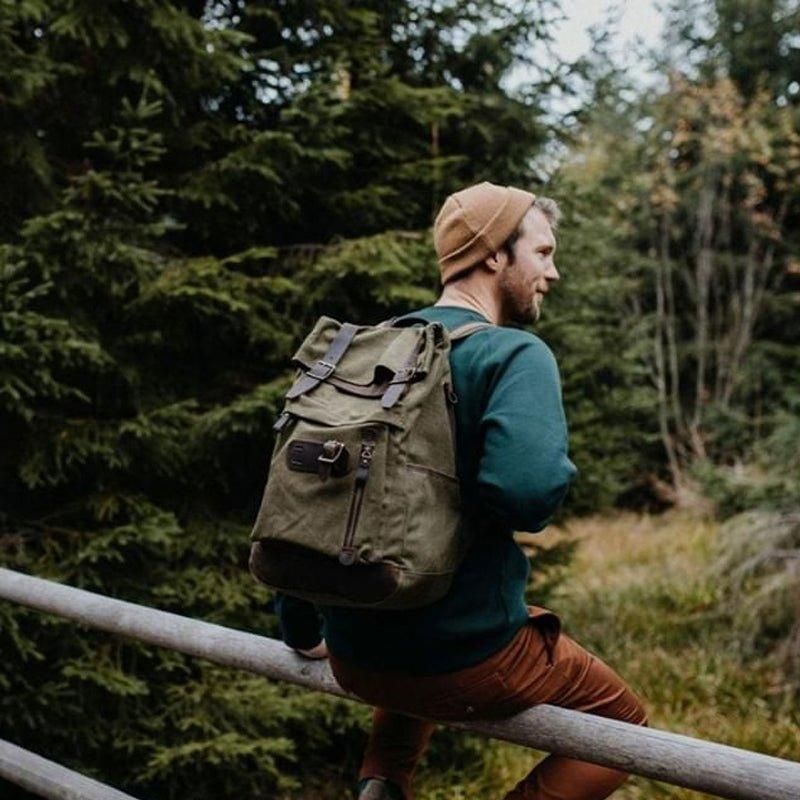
[0,739,139,800]
[1,567,798,800]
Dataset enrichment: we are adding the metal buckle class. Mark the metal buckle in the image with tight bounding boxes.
[318,440,345,465]
[317,440,346,481]
[388,367,416,385]
[307,359,336,380]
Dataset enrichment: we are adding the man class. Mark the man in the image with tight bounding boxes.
[275,182,647,800]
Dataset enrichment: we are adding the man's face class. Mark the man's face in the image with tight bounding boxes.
[497,208,559,325]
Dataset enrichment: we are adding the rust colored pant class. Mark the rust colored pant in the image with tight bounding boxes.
[330,607,648,800]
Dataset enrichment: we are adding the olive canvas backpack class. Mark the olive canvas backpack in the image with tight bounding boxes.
[248,314,492,609]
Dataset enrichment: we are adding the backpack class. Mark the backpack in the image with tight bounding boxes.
[248,314,492,609]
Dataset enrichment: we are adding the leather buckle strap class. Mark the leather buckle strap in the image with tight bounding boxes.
[286,322,360,400]
[318,440,346,465]
[381,339,423,409]
[307,359,336,380]
[317,439,348,481]
[378,322,492,409]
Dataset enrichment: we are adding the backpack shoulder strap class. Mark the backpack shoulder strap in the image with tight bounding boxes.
[379,315,428,329]
[448,321,495,342]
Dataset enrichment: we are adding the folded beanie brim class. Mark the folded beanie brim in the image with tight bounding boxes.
[435,184,535,284]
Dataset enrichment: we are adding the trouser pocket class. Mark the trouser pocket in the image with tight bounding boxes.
[526,605,562,666]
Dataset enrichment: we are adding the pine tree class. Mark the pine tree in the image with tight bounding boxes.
[0,3,350,797]
[1,2,575,798]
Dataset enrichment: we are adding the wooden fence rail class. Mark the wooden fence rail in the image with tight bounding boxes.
[1,567,799,800]
[0,738,141,800]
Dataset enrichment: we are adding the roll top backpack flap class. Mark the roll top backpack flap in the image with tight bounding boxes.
[249,314,492,610]
[291,317,437,387]
[284,317,445,428]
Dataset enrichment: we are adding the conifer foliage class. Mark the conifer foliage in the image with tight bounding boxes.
[553,0,800,687]
[0,1,572,797]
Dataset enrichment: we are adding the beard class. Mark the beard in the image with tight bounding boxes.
[498,261,540,326]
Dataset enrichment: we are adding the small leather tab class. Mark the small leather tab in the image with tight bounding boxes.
[286,439,350,479]
[272,411,293,432]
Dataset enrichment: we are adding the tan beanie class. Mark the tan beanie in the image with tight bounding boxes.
[433,181,535,284]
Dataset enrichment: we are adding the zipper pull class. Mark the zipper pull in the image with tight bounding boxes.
[355,439,376,482]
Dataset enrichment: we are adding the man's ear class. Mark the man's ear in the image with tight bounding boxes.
[484,249,506,274]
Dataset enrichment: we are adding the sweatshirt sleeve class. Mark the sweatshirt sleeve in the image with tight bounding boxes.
[476,334,577,532]
[273,592,323,650]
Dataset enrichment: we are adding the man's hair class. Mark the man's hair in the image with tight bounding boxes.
[446,195,561,283]
[503,196,561,264]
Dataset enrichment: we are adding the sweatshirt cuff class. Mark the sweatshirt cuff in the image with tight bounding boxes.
[274,593,323,650]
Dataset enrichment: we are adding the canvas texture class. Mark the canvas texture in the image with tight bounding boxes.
[249,315,490,609]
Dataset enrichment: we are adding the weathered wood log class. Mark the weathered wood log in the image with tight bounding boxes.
[1,566,799,800]
[0,738,142,800]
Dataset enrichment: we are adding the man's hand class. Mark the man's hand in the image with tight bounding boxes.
[295,640,329,659]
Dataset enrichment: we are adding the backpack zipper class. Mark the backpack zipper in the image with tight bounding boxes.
[444,382,458,460]
[339,428,378,566]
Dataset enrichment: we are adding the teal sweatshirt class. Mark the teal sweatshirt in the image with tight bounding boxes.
[274,306,577,673]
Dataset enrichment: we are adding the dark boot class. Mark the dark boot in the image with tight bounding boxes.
[357,777,404,800]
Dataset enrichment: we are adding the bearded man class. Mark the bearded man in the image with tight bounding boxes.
[275,182,647,800]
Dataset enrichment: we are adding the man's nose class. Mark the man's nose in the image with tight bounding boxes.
[545,261,560,282]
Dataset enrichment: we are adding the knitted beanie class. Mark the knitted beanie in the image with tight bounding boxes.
[433,181,535,284]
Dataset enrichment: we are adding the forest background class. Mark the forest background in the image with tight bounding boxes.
[0,0,798,798]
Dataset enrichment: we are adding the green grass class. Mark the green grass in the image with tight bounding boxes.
[414,511,800,799]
